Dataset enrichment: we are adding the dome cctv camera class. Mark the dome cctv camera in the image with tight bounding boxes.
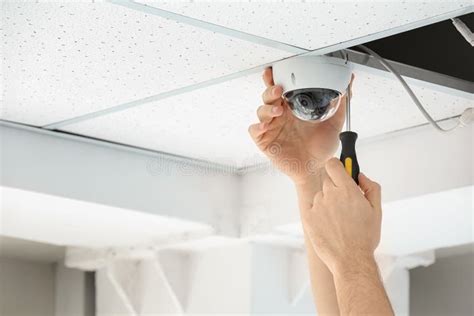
[272,55,353,122]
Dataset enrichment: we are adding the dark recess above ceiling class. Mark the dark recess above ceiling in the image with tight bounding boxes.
[351,12,474,82]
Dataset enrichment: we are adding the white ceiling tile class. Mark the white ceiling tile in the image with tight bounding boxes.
[141,1,472,50]
[64,72,268,168]
[349,70,472,136]
[0,2,290,126]
[62,68,473,168]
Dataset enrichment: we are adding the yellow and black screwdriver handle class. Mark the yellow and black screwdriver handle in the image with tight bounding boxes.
[339,131,360,184]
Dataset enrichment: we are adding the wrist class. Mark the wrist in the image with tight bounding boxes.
[332,253,379,281]
[293,168,325,214]
[292,163,325,187]
[293,172,323,201]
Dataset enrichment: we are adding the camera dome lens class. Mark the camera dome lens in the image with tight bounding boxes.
[285,88,341,122]
[294,94,313,109]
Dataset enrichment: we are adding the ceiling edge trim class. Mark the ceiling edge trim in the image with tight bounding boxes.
[1,120,239,175]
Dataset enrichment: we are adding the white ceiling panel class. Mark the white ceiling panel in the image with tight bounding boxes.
[141,0,472,50]
[0,2,290,126]
[65,72,268,168]
[62,67,473,168]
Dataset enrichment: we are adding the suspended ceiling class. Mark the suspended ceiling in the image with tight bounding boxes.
[1,1,473,167]
[140,1,470,50]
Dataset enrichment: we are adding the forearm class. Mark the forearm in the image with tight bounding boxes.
[295,170,340,316]
[332,256,394,316]
[304,235,340,316]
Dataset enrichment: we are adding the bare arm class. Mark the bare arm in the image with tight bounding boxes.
[296,172,340,316]
[333,256,392,315]
[302,158,394,316]
[248,68,347,315]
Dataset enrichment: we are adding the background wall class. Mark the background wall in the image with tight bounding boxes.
[0,236,94,316]
[0,258,55,316]
[1,233,473,316]
[55,263,95,316]
[410,250,474,316]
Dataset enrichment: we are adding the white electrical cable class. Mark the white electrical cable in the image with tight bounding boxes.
[357,45,471,133]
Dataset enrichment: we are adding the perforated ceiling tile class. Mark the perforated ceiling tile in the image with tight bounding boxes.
[141,0,472,50]
[0,2,290,126]
[349,71,472,136]
[65,72,268,168]
[62,68,472,168]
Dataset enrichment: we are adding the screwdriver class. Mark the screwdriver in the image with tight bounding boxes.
[339,86,360,184]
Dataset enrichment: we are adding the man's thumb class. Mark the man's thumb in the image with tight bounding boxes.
[358,173,382,210]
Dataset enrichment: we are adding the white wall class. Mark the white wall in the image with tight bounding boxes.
[0,256,94,316]
[94,239,315,315]
[0,258,55,316]
[250,243,315,315]
[410,251,474,316]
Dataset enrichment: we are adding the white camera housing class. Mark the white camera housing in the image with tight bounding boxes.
[272,55,353,122]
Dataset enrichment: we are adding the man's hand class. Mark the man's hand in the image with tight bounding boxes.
[302,158,393,315]
[302,158,382,274]
[248,68,352,183]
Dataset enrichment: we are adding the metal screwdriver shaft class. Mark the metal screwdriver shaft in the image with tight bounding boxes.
[346,87,351,131]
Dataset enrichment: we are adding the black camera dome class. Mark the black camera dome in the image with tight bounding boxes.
[284,88,341,122]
